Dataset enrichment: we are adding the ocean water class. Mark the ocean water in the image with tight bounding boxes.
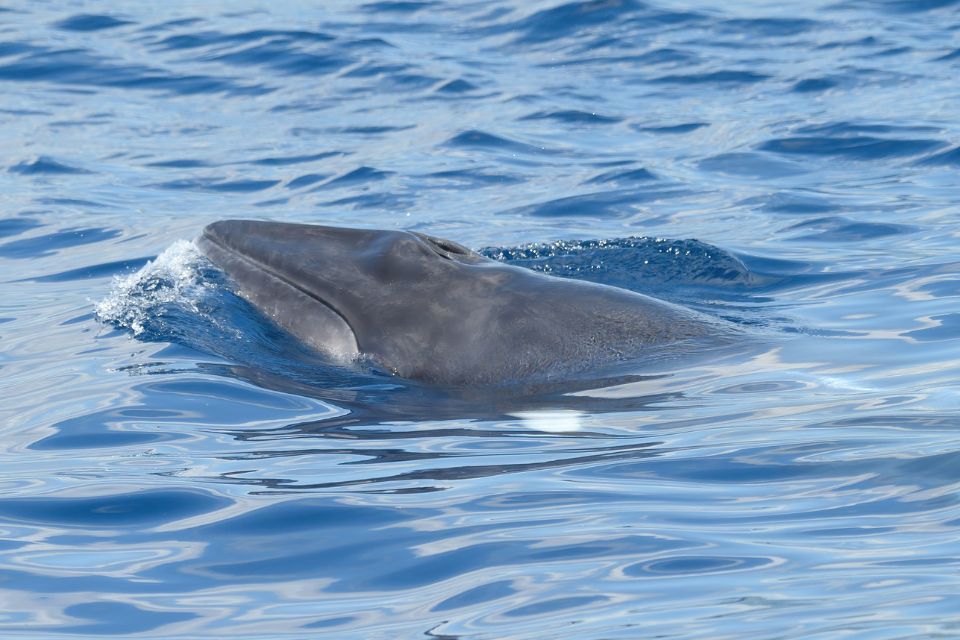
[2,0,959,637]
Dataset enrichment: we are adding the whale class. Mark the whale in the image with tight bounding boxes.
[197,220,723,385]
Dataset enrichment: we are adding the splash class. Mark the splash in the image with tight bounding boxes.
[95,239,216,336]
[94,238,348,384]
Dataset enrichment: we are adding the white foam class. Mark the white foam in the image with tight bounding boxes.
[95,240,212,335]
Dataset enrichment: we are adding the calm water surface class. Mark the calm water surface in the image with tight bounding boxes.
[2,1,960,638]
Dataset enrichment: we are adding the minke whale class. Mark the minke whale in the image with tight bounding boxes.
[197,220,722,385]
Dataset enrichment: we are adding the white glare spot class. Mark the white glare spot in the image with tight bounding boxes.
[510,410,584,433]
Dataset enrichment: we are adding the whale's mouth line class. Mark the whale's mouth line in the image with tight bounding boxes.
[199,228,357,344]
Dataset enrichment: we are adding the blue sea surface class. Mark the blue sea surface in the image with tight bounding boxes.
[2,1,960,637]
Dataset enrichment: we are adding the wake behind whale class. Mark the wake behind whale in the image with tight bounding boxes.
[193,220,736,385]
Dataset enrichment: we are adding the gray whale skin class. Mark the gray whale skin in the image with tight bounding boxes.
[197,220,719,385]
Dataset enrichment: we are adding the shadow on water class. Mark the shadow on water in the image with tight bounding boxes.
[26,360,682,497]
[195,359,688,422]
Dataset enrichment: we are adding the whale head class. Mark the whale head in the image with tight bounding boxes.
[199,219,523,379]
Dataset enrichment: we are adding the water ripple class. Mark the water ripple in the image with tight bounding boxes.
[445,129,558,155]
[508,0,650,45]
[0,488,230,529]
[0,45,267,95]
[785,216,917,242]
[8,156,90,175]
[520,109,622,125]
[54,14,132,32]
[918,145,960,166]
[0,217,42,238]
[760,135,945,159]
[652,70,770,85]
[0,228,120,259]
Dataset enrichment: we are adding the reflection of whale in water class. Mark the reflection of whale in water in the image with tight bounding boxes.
[198,220,728,385]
